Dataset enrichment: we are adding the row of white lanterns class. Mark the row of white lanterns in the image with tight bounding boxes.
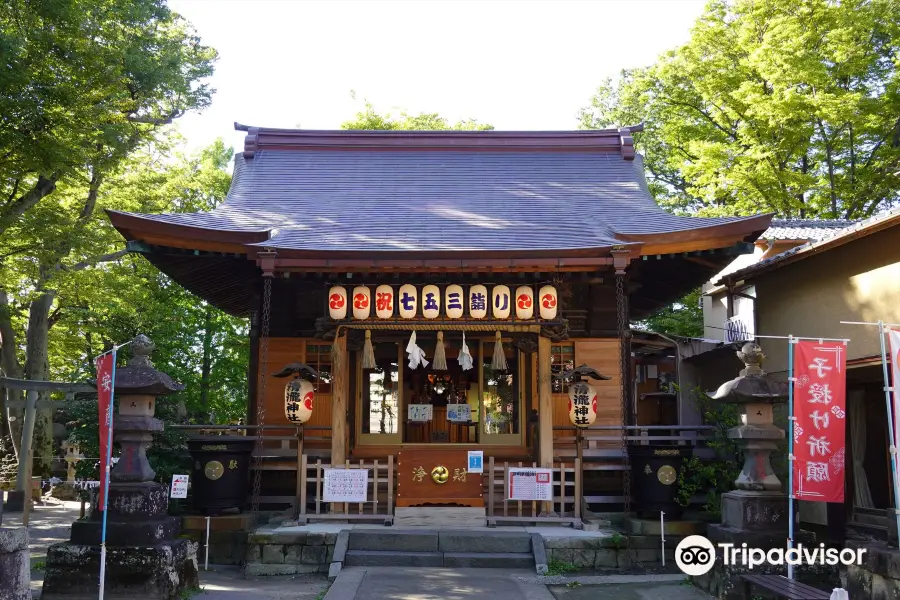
[327,284,558,321]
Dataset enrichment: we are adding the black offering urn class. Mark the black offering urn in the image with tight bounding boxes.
[187,435,256,515]
[628,444,693,518]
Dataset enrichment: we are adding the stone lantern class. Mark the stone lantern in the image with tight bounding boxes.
[41,335,199,600]
[697,342,814,597]
[710,343,789,521]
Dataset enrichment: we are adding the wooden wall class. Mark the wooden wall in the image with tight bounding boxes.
[551,339,622,437]
[257,337,333,441]
[255,336,622,447]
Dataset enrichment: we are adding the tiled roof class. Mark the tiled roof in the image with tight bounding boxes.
[762,219,855,242]
[725,208,900,282]
[110,128,770,254]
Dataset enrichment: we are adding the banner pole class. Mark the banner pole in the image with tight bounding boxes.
[877,321,900,544]
[98,350,117,600]
[787,335,795,581]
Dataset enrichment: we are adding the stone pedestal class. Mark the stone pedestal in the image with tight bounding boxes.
[0,528,30,600]
[41,335,196,600]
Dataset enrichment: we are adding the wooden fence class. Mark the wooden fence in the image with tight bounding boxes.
[297,455,394,525]
[485,456,583,529]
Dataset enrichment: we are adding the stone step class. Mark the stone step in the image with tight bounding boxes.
[852,512,891,526]
[854,506,890,518]
[344,550,443,567]
[343,550,535,569]
[348,530,438,552]
[437,531,532,553]
[443,552,534,569]
[847,521,888,541]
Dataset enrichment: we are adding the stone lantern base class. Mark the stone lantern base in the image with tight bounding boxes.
[40,539,198,600]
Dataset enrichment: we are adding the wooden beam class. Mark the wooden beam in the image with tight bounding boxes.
[331,333,349,512]
[537,336,554,515]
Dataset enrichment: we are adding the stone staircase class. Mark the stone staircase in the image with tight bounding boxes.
[343,529,537,569]
[847,507,891,542]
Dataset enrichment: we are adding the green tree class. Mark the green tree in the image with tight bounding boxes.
[639,288,704,339]
[341,100,493,131]
[0,0,216,470]
[580,0,900,220]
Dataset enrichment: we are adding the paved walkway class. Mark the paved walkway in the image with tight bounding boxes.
[325,567,555,600]
[324,568,715,600]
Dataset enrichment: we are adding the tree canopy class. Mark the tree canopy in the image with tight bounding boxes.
[341,101,493,131]
[580,0,900,220]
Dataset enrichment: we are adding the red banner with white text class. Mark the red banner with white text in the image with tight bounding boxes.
[792,340,846,503]
[96,352,115,510]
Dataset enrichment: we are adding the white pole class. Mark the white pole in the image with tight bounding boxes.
[660,511,665,567]
[787,336,795,580]
[205,516,210,571]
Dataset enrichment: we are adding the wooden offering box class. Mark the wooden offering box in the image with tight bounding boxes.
[397,447,483,507]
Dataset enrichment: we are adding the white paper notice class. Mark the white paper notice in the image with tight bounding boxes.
[323,469,369,503]
[447,403,471,422]
[507,468,553,501]
[408,404,433,422]
[170,474,189,499]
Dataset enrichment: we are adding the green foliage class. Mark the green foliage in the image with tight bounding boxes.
[546,559,580,576]
[639,288,703,339]
[0,0,218,236]
[609,532,628,550]
[675,388,742,517]
[580,0,900,219]
[341,100,493,131]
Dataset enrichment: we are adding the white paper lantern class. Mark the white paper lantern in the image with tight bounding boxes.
[422,285,441,319]
[375,285,394,319]
[539,285,558,320]
[469,284,488,319]
[285,379,314,424]
[492,285,511,319]
[352,286,371,320]
[515,286,534,320]
[328,286,347,320]
[568,381,597,427]
[399,284,418,319]
[445,285,464,319]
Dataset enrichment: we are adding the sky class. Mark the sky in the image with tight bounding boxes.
[167,0,708,153]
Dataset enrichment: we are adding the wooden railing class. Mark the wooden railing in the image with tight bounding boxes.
[297,455,394,525]
[485,456,583,529]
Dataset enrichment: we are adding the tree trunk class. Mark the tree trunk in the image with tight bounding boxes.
[0,286,23,458]
[199,304,214,415]
[24,292,55,475]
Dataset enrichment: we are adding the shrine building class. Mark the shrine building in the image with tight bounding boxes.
[108,124,772,511]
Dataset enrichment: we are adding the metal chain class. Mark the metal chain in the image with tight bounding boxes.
[615,273,632,516]
[241,276,272,579]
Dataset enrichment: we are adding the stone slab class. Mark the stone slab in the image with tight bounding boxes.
[348,530,439,552]
[40,539,199,600]
[0,527,28,553]
[438,530,532,553]
[244,563,319,576]
[442,552,534,569]
[0,527,29,600]
[531,533,548,575]
[344,550,444,567]
[721,490,788,531]
[627,518,706,536]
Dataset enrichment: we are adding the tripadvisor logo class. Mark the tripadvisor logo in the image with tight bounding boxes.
[674,535,867,576]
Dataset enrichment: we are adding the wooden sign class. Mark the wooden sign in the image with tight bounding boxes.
[397,447,483,507]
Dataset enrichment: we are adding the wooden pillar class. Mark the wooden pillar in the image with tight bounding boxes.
[331,334,348,469]
[537,336,553,469]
